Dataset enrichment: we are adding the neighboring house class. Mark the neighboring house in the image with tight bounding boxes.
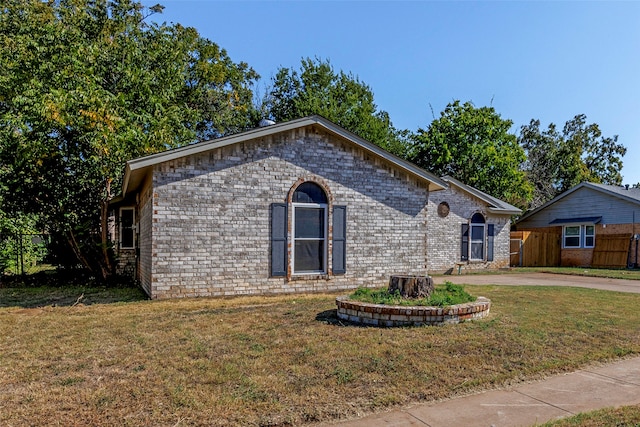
[111,116,518,299]
[515,182,640,268]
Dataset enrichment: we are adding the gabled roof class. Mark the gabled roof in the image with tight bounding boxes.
[517,182,640,223]
[121,115,447,195]
[442,175,522,215]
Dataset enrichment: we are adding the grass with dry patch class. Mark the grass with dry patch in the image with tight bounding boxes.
[538,404,640,426]
[1,284,640,426]
[513,266,640,280]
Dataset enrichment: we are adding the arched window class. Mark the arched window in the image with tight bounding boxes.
[271,181,346,277]
[470,213,486,260]
[292,183,328,274]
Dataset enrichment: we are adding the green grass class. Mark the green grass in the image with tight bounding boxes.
[1,281,640,426]
[513,266,640,280]
[0,271,147,308]
[350,282,475,306]
[538,404,640,426]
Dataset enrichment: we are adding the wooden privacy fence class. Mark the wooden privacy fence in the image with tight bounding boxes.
[510,231,561,267]
[591,234,633,268]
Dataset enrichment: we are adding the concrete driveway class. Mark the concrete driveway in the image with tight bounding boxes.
[433,272,640,294]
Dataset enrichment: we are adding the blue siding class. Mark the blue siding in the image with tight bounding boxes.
[519,187,640,228]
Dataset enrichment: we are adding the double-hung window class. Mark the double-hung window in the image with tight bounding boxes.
[470,213,485,260]
[461,213,495,262]
[562,224,596,249]
[119,207,135,249]
[563,225,581,248]
[292,183,328,274]
[584,225,595,248]
[270,181,347,277]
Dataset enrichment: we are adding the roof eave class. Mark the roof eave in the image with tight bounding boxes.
[442,175,521,215]
[121,115,448,195]
[487,207,522,215]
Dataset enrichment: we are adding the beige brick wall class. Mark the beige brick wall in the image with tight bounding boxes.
[138,181,153,296]
[427,186,512,273]
[147,128,430,298]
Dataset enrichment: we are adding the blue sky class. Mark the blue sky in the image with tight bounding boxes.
[143,1,640,185]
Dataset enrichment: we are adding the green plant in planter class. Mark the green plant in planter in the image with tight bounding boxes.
[350,282,475,307]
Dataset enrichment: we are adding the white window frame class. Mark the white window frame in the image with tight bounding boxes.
[562,224,596,249]
[469,213,486,262]
[291,202,328,275]
[470,223,486,261]
[584,225,595,248]
[563,225,581,248]
[119,207,136,250]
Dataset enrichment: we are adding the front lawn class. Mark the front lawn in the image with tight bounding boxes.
[514,266,640,280]
[539,404,640,426]
[1,283,639,426]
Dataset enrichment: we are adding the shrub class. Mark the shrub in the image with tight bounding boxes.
[349,282,475,307]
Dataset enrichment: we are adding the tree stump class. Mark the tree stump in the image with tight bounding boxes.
[388,275,434,299]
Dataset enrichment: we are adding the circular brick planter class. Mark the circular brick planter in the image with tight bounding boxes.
[335,295,491,327]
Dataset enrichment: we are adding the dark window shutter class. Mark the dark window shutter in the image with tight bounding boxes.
[461,223,469,261]
[332,206,347,274]
[487,223,495,262]
[271,203,287,276]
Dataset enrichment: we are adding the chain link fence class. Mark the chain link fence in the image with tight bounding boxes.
[0,233,50,276]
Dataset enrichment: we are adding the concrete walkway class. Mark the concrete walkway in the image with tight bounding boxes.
[327,274,640,427]
[329,356,640,427]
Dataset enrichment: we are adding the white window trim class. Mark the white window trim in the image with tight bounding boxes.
[563,225,581,249]
[119,207,136,250]
[470,223,486,261]
[562,224,596,249]
[291,202,328,275]
[584,225,595,249]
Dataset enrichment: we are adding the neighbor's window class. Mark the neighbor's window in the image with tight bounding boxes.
[120,207,135,249]
[585,225,595,248]
[563,225,581,248]
[292,182,327,274]
[563,224,596,249]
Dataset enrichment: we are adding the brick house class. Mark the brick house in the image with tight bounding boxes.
[515,182,640,268]
[427,176,521,274]
[111,116,519,299]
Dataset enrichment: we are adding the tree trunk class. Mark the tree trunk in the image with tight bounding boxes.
[99,178,114,281]
[388,275,434,299]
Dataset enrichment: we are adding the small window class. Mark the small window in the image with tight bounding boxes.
[120,208,135,249]
[563,225,581,248]
[584,225,595,248]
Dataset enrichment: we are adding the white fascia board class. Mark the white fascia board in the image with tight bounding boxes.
[487,207,523,215]
[443,175,521,215]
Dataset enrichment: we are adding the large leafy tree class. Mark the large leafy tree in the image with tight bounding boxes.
[519,115,626,208]
[262,57,407,156]
[0,0,258,278]
[409,100,532,208]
